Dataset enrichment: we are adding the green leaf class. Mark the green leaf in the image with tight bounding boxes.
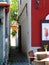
[10,0,18,21]
[11,30,17,36]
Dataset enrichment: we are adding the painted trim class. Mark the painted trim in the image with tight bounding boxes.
[0,3,10,14]
[0,3,10,7]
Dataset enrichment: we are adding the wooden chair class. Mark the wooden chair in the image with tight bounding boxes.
[45,61,49,65]
[37,47,43,52]
[37,54,47,60]
[28,50,35,63]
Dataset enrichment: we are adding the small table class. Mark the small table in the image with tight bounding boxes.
[34,51,49,55]
[34,51,49,59]
[40,58,49,65]
[32,51,49,65]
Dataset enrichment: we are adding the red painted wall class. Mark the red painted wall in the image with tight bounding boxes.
[31,0,49,46]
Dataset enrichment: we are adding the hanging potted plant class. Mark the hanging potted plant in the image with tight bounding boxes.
[11,30,17,37]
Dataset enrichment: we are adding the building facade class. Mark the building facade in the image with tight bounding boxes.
[31,0,49,48]
[18,0,49,53]
[18,0,31,54]
[0,1,10,64]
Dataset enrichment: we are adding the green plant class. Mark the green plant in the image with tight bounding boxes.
[10,0,18,21]
[44,44,48,51]
[11,30,17,36]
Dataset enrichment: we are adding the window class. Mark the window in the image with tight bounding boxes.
[41,20,49,41]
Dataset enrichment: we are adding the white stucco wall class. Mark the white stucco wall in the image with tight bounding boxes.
[27,0,31,51]
[18,0,31,54]
[18,0,41,53]
[18,0,27,16]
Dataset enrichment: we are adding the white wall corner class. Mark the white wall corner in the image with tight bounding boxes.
[27,0,31,51]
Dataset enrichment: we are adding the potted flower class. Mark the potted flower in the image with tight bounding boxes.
[44,44,48,51]
[11,30,17,37]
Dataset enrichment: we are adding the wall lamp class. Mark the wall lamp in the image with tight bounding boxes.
[36,0,40,9]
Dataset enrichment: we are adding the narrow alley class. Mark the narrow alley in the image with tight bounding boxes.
[1,0,49,65]
[8,47,29,65]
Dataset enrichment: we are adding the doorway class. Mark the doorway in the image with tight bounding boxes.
[9,23,21,50]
